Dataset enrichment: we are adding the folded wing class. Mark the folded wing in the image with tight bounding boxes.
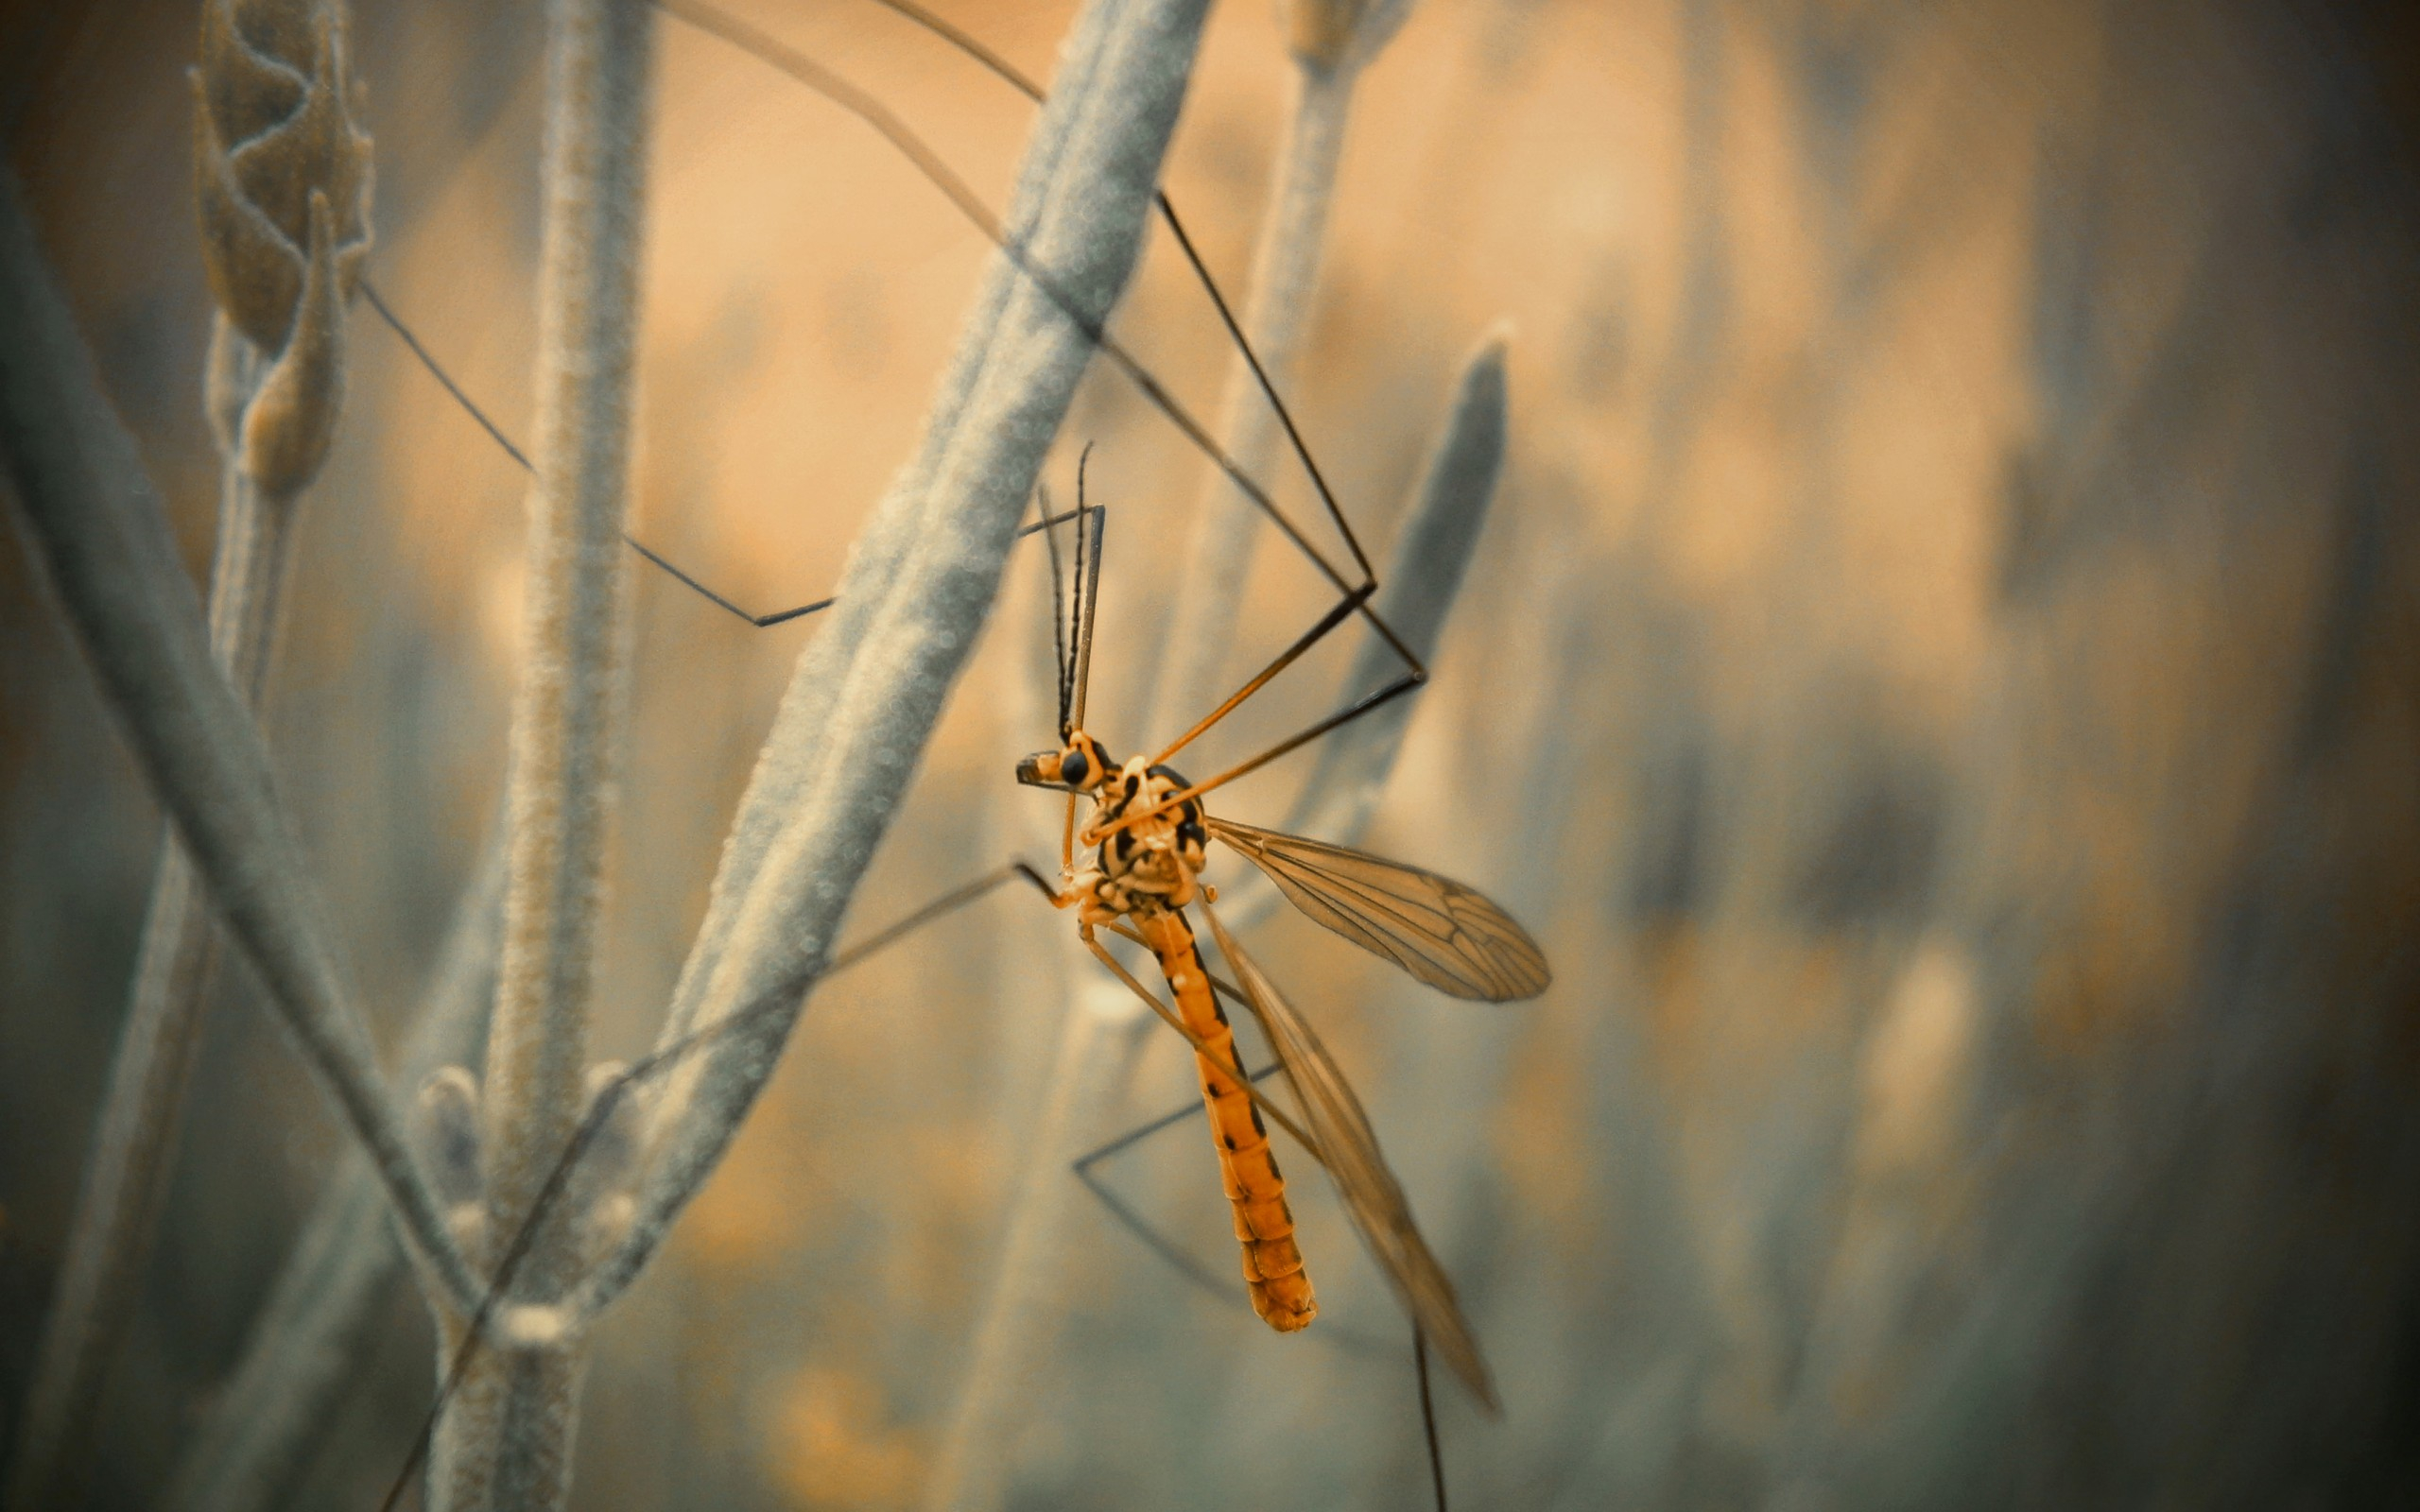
[1200,902,1500,1414]
[1207,818,1549,1002]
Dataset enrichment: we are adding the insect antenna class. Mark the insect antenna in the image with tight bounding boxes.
[1415,1326,1448,1512]
[1069,446,1106,735]
[1040,484,1074,737]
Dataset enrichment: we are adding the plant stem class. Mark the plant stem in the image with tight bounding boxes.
[163,827,508,1512]
[432,0,653,1506]
[0,167,481,1320]
[1146,58,1357,747]
[566,0,1218,1323]
[4,319,300,1512]
[920,994,1136,1511]
[1275,335,1508,845]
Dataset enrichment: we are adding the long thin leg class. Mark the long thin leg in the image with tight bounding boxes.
[366,276,1084,630]
[852,0,1378,587]
[656,0,1422,667]
[1150,580,1374,767]
[621,536,832,627]
[1095,652,1426,846]
[1157,666,1426,815]
[361,281,531,470]
[1416,1327,1448,1512]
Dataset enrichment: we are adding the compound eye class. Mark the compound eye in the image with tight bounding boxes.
[1060,748,1090,787]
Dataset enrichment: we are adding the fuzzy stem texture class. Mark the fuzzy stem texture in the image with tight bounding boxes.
[0,170,481,1318]
[564,0,1217,1323]
[432,0,653,1507]
[1274,335,1508,849]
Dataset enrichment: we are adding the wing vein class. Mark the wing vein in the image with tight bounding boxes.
[1208,818,1549,1001]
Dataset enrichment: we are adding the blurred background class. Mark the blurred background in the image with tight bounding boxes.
[5,0,2419,1507]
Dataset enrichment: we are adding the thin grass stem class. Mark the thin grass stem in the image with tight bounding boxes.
[0,169,481,1322]
[1145,49,1357,747]
[566,0,1216,1319]
[3,317,307,1512]
[429,0,655,1505]
[162,828,508,1512]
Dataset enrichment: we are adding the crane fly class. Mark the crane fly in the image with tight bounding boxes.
[1012,478,1549,1412]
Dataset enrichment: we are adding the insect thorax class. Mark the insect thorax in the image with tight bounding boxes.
[1075,754,1208,919]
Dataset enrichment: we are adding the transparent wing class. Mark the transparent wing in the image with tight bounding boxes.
[1208,818,1549,1002]
[1200,902,1501,1414]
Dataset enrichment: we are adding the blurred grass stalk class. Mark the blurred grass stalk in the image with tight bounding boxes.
[0,149,483,1482]
[418,0,1223,1505]
[163,835,507,1512]
[3,1,391,1504]
[1145,0,1410,747]
[3,326,290,1512]
[421,0,656,1503]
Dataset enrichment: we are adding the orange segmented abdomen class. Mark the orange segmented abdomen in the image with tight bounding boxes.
[1135,908,1316,1332]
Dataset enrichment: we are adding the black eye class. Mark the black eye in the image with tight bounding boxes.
[1060,749,1089,787]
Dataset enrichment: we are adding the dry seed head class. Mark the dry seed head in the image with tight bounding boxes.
[1286,0,1413,74]
[194,0,372,492]
[195,0,372,352]
[237,191,349,493]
